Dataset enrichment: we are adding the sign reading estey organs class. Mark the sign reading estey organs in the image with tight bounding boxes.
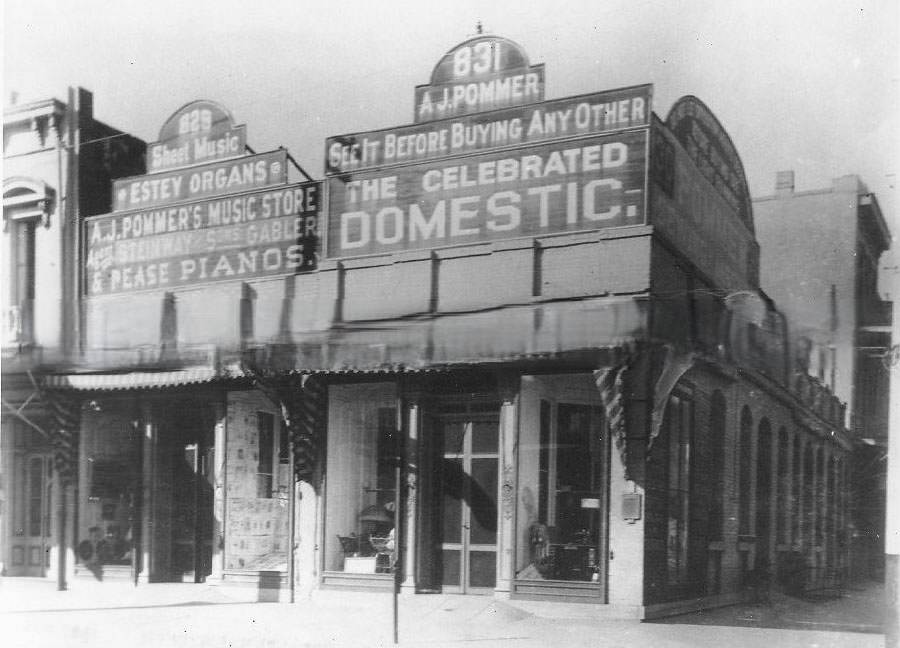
[327,85,650,174]
[85,182,320,296]
[147,100,247,173]
[327,131,646,258]
[414,36,544,122]
[113,150,287,213]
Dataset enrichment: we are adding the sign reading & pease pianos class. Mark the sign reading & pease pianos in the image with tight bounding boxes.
[85,182,320,296]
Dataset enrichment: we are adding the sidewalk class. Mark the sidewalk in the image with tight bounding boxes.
[0,576,887,648]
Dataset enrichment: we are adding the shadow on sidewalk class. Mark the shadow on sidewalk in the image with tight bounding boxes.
[648,581,885,635]
[1,601,251,615]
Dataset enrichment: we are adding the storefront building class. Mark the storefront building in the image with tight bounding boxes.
[1,88,145,579]
[34,36,852,617]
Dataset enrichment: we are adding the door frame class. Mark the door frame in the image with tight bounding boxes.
[438,411,500,595]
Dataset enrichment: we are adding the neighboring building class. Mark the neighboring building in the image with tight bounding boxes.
[1,88,145,577]
[754,172,892,578]
[16,37,853,618]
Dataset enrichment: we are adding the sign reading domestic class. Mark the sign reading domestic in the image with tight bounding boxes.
[85,183,320,295]
[113,150,287,212]
[327,85,650,174]
[327,131,647,258]
[147,100,247,173]
[414,36,544,122]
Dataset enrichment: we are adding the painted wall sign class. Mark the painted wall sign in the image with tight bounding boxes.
[85,182,320,295]
[665,96,753,233]
[113,150,287,213]
[326,130,647,259]
[414,36,545,122]
[327,84,651,174]
[147,100,247,173]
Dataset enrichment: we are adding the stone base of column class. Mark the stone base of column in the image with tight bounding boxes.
[886,553,898,648]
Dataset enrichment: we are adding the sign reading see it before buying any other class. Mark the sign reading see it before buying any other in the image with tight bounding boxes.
[113,150,287,212]
[327,85,650,174]
[85,182,320,296]
[414,36,545,122]
[327,130,647,258]
[146,100,247,173]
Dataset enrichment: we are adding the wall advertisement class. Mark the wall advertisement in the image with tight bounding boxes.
[113,150,287,213]
[326,130,647,259]
[326,84,651,175]
[147,100,247,173]
[85,182,320,296]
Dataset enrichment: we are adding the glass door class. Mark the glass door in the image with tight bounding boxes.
[439,415,499,594]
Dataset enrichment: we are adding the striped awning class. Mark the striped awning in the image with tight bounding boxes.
[44,367,223,391]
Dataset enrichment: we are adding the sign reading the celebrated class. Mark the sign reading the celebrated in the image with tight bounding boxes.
[85,183,320,295]
[147,100,247,173]
[327,130,647,258]
[327,85,650,175]
[113,150,287,213]
[414,36,544,122]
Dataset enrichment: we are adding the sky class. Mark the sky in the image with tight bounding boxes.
[3,0,899,264]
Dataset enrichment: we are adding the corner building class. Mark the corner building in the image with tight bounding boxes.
[49,36,850,617]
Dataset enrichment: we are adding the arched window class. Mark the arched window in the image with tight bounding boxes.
[708,391,727,541]
[755,419,772,567]
[3,177,55,344]
[738,407,753,536]
[792,435,802,544]
[776,428,789,544]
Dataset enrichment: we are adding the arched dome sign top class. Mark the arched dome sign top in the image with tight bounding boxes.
[414,35,545,123]
[665,95,753,234]
[148,100,246,173]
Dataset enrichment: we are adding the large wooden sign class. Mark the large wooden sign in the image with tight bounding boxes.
[327,84,651,174]
[147,100,247,173]
[414,36,544,122]
[85,182,320,295]
[327,130,647,258]
[113,150,287,213]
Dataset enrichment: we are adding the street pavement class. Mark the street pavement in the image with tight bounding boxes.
[0,576,886,648]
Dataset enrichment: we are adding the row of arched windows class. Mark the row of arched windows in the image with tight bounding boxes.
[709,391,847,575]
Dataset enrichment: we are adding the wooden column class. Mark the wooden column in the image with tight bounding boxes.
[138,401,157,583]
[495,375,519,597]
[209,400,226,582]
[401,394,421,594]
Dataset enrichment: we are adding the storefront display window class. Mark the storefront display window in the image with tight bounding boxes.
[324,382,397,575]
[516,375,606,584]
[224,392,290,571]
[77,410,139,569]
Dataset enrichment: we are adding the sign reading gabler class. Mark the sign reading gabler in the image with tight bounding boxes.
[327,130,647,259]
[85,182,320,296]
[327,85,650,175]
[113,150,287,213]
